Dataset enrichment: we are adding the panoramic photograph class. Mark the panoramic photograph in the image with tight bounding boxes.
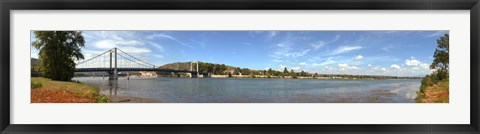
[30,31,449,103]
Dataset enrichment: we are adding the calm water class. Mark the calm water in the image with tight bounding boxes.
[73,77,421,103]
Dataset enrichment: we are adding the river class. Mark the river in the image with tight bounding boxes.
[73,77,421,103]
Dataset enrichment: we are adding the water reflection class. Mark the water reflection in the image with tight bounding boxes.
[107,80,130,97]
[108,80,117,96]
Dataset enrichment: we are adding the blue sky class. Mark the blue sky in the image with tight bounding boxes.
[31,30,448,77]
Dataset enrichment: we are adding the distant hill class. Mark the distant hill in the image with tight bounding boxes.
[159,62,193,71]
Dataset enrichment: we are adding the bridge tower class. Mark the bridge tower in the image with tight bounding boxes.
[190,61,199,78]
[109,48,118,80]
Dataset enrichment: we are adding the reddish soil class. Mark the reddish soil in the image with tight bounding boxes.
[31,88,96,103]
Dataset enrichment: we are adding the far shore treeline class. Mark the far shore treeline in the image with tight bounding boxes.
[155,61,423,80]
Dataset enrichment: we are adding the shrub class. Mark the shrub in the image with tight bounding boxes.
[96,95,110,103]
[31,81,42,89]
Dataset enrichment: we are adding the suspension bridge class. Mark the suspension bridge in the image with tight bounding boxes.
[75,48,203,79]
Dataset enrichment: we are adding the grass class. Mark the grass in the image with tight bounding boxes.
[416,81,449,103]
[31,77,110,103]
[31,81,43,89]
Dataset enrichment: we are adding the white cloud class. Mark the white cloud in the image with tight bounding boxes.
[267,31,278,40]
[270,40,311,65]
[147,41,165,52]
[292,67,301,70]
[368,64,372,67]
[310,35,339,50]
[317,57,336,66]
[299,62,306,65]
[363,56,400,62]
[381,44,397,52]
[420,63,430,69]
[148,33,191,48]
[92,39,150,54]
[331,45,362,55]
[353,55,363,60]
[120,47,151,54]
[350,66,359,70]
[405,58,421,66]
[311,41,326,49]
[390,64,401,69]
[284,49,311,58]
[338,64,359,70]
[93,40,118,49]
[273,59,283,63]
[153,54,164,58]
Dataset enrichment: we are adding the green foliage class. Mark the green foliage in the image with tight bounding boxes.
[250,74,256,78]
[267,68,273,75]
[430,34,449,80]
[300,70,307,77]
[197,62,229,75]
[419,72,446,94]
[96,95,110,103]
[290,69,297,79]
[31,81,43,89]
[32,31,85,81]
[267,74,271,78]
[241,68,251,75]
[227,72,232,78]
[283,67,289,77]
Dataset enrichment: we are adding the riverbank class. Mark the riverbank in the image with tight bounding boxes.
[416,81,449,103]
[31,77,109,103]
[109,96,161,103]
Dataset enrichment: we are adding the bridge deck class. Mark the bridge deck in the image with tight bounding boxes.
[75,68,197,73]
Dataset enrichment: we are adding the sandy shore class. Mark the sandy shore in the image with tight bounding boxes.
[109,96,162,103]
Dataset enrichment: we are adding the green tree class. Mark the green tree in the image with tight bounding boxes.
[290,69,297,79]
[241,68,251,75]
[300,70,306,77]
[32,31,85,81]
[214,64,227,75]
[283,67,289,77]
[267,68,273,75]
[430,34,449,80]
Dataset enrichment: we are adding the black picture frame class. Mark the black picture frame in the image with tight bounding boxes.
[1,0,479,134]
